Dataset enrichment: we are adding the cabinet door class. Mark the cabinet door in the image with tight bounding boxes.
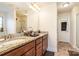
[36,46,42,56]
[24,41,35,53]
[35,37,43,56]
[43,35,48,55]
[36,37,42,45]
[36,43,42,56]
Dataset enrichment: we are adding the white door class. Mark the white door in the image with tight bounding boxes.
[57,16,70,42]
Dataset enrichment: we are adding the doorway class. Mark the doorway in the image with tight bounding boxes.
[57,15,70,43]
[55,12,71,56]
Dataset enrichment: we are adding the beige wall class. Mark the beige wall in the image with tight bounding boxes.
[39,3,57,52]
[27,9,39,31]
[70,5,79,49]
[27,2,57,52]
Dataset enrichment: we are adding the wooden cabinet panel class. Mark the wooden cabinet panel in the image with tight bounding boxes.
[43,39,47,54]
[24,48,35,56]
[43,35,48,55]
[35,37,43,56]
[36,37,42,45]
[36,47,42,56]
[43,35,47,40]
[24,41,35,53]
[36,43,42,50]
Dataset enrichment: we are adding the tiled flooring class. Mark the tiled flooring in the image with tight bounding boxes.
[55,41,73,56]
[44,41,79,56]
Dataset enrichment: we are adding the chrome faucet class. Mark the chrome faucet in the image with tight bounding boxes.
[4,34,14,40]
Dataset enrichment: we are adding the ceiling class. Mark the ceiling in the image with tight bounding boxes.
[0,2,79,15]
[3,2,32,16]
[5,2,50,16]
[7,2,79,14]
[57,2,79,13]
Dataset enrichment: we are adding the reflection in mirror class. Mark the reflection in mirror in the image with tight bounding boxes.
[0,16,5,41]
[0,16,3,32]
[16,15,27,33]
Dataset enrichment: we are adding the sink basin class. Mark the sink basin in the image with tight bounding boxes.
[0,39,31,49]
[2,38,31,45]
[0,40,23,47]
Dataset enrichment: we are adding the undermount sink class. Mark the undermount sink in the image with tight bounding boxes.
[0,39,32,52]
[0,40,22,47]
[0,38,31,48]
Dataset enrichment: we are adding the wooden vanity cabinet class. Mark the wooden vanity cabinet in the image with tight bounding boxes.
[42,34,48,55]
[35,34,48,56]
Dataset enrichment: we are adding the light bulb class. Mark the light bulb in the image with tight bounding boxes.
[63,3,69,7]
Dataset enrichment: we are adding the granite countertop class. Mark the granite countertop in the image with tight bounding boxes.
[0,32,48,55]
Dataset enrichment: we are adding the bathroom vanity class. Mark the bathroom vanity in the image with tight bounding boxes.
[0,32,48,56]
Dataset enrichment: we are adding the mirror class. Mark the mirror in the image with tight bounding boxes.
[0,15,6,41]
[16,15,27,33]
[0,16,3,32]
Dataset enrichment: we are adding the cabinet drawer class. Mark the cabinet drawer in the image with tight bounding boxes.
[36,37,42,45]
[4,41,35,56]
[24,41,35,53]
[36,42,42,56]
[43,35,48,40]
[36,47,42,56]
[24,48,35,56]
[5,46,24,56]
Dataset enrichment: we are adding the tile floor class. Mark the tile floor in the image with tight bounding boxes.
[55,41,73,56]
[44,41,79,56]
